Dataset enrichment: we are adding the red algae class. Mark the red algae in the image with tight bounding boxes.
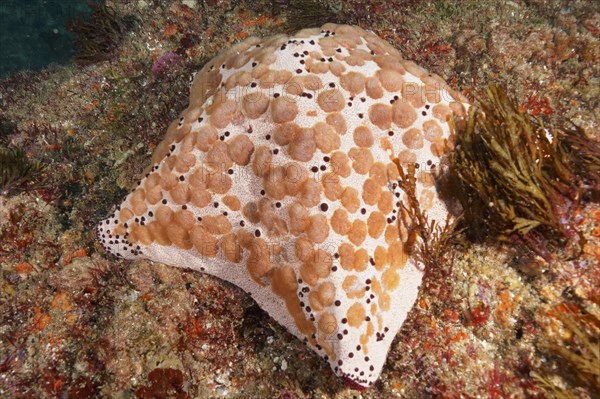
[135,368,190,399]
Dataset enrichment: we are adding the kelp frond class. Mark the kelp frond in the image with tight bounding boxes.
[450,85,599,258]
[0,145,47,197]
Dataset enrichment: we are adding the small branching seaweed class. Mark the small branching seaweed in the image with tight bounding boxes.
[272,0,341,32]
[532,302,600,399]
[558,124,600,196]
[0,118,17,143]
[392,159,462,272]
[0,145,46,197]
[450,85,600,259]
[67,2,136,65]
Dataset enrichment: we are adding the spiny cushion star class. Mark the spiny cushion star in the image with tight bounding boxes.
[97,23,468,389]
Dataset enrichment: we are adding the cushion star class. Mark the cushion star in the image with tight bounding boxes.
[97,23,467,389]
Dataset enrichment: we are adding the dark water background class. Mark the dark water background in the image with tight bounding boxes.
[0,0,97,77]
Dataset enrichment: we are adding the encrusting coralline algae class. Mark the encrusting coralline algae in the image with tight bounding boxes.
[97,23,468,388]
